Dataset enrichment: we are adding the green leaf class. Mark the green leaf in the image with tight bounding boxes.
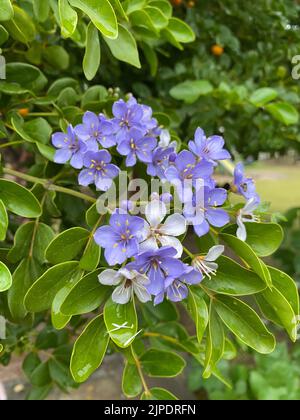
[266,102,299,125]
[49,358,74,389]
[142,300,178,326]
[61,270,110,316]
[0,179,42,218]
[166,17,195,43]
[51,272,83,330]
[83,22,101,80]
[0,0,13,22]
[148,0,172,18]
[122,362,142,398]
[36,143,56,161]
[202,256,267,296]
[24,262,81,312]
[71,315,109,383]
[0,199,8,241]
[5,63,47,91]
[187,288,208,344]
[214,295,275,354]
[249,88,278,107]
[79,238,100,271]
[69,0,118,38]
[269,266,299,315]
[3,6,36,43]
[43,46,70,70]
[141,42,158,77]
[170,80,213,104]
[256,286,297,342]
[145,6,168,30]
[222,223,284,257]
[8,222,54,264]
[0,24,9,45]
[31,362,51,387]
[108,0,128,21]
[104,24,141,68]
[0,261,12,292]
[23,353,41,380]
[140,349,186,377]
[141,387,178,400]
[104,297,138,348]
[220,233,272,288]
[8,258,42,320]
[59,0,78,38]
[26,385,52,401]
[46,227,90,264]
[203,304,224,379]
[11,115,52,145]
[32,0,50,22]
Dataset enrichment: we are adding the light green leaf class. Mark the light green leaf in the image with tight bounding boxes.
[220,233,272,288]
[0,179,42,218]
[187,288,208,344]
[24,262,81,312]
[0,199,8,241]
[202,256,267,296]
[71,315,109,383]
[0,0,14,22]
[256,287,297,342]
[145,6,168,30]
[79,238,100,271]
[104,24,141,68]
[166,17,195,43]
[83,22,101,80]
[266,102,299,125]
[104,297,138,348]
[148,0,172,18]
[46,227,90,264]
[108,0,128,21]
[214,295,275,354]
[141,387,178,400]
[3,6,36,43]
[203,304,224,379]
[8,222,54,264]
[222,223,284,257]
[249,88,278,107]
[0,261,12,292]
[0,25,9,45]
[61,270,110,316]
[59,0,78,38]
[32,0,50,22]
[170,80,213,104]
[122,362,142,398]
[69,0,118,38]
[140,349,186,377]
[268,266,299,315]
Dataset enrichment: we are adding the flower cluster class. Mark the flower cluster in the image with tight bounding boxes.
[52,96,262,305]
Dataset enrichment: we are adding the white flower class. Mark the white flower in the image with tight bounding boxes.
[98,268,151,304]
[236,198,260,241]
[158,129,178,150]
[192,245,224,279]
[140,200,187,258]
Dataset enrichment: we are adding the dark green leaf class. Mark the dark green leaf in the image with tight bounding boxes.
[140,349,186,377]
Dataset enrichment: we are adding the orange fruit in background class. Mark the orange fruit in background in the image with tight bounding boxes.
[211,44,224,56]
[171,0,182,6]
[18,108,30,117]
[187,1,195,7]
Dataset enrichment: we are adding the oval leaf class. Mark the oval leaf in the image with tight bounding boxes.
[0,199,8,241]
[83,22,101,80]
[0,179,42,218]
[71,315,109,383]
[214,295,275,354]
[0,261,12,292]
[140,349,186,377]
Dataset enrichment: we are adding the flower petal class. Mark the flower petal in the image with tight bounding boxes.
[145,200,167,227]
[158,235,183,258]
[112,282,132,304]
[160,213,186,236]
[98,269,123,286]
[205,245,225,262]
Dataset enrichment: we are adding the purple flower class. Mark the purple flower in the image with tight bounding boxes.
[189,128,231,166]
[117,128,157,167]
[185,187,230,237]
[233,163,260,202]
[129,247,186,296]
[94,212,146,265]
[78,150,119,191]
[147,146,175,179]
[154,265,203,305]
[52,125,91,169]
[165,150,214,202]
[112,97,144,140]
[75,112,116,148]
